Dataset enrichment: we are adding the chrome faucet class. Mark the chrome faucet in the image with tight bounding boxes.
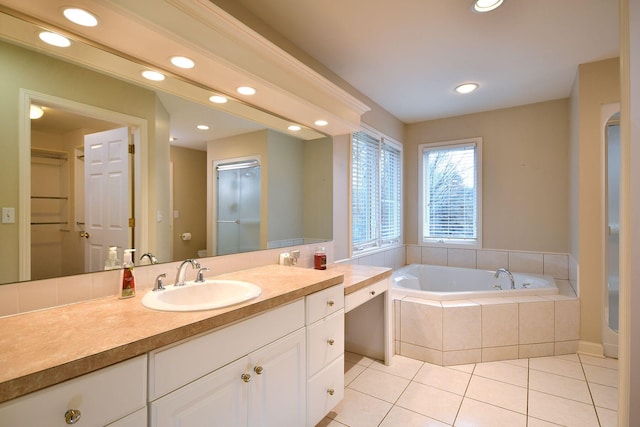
[174,259,201,286]
[495,267,515,289]
[140,252,158,264]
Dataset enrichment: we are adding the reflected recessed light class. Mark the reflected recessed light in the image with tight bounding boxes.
[288,125,302,131]
[197,125,210,130]
[141,70,165,81]
[237,86,256,96]
[38,31,71,47]
[455,83,479,94]
[314,120,328,126]
[63,8,98,27]
[473,0,504,13]
[170,56,195,69]
[209,95,228,104]
[30,105,44,119]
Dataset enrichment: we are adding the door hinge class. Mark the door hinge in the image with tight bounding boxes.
[128,143,135,154]
[129,218,135,227]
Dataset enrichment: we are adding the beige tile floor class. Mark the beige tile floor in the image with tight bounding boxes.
[318,352,618,427]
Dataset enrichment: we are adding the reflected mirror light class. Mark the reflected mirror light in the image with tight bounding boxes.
[38,31,70,47]
[30,105,44,119]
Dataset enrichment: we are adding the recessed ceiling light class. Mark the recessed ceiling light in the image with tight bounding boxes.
[288,125,302,131]
[237,86,256,96]
[209,95,228,104]
[314,120,328,126]
[63,8,98,27]
[455,83,479,94]
[30,105,44,119]
[473,0,504,13]
[197,125,210,130]
[170,56,195,69]
[38,31,71,47]
[141,70,165,81]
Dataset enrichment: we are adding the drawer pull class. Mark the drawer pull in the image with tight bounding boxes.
[241,373,252,383]
[327,300,335,307]
[254,366,264,375]
[327,339,335,346]
[370,290,376,296]
[65,409,82,425]
[327,388,335,396]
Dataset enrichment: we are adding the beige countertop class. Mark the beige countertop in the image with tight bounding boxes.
[0,263,390,404]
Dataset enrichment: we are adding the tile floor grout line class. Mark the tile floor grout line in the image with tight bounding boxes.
[526,357,530,426]
[451,362,477,427]
[579,353,604,427]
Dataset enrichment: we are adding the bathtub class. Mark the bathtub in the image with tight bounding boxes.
[392,264,558,301]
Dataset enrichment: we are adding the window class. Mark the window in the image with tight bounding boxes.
[419,137,482,247]
[351,129,402,253]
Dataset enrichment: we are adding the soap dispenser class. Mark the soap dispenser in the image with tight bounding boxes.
[104,246,120,270]
[119,249,136,298]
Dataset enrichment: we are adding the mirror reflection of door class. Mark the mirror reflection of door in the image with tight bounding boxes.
[216,160,261,256]
[29,103,129,280]
[84,127,131,273]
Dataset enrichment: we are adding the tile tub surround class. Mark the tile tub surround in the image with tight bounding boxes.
[395,285,580,366]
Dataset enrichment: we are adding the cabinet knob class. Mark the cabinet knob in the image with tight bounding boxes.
[241,373,251,383]
[254,366,264,375]
[327,388,335,396]
[65,409,82,425]
[327,300,335,307]
[327,339,335,346]
[370,290,376,296]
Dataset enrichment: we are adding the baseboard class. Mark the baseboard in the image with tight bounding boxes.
[577,340,605,358]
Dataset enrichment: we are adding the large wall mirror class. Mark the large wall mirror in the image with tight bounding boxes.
[0,9,333,285]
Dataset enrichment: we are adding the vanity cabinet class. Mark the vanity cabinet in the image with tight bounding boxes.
[148,299,306,427]
[0,355,147,427]
[305,284,345,426]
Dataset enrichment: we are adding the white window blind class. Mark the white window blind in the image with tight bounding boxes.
[381,141,401,244]
[422,140,480,243]
[352,130,402,252]
[352,131,380,249]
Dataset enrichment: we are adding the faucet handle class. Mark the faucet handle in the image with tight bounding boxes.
[195,267,210,283]
[153,273,167,292]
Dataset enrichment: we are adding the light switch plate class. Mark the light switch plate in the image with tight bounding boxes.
[2,207,15,224]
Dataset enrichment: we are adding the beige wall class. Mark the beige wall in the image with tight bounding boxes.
[0,40,163,284]
[570,58,620,350]
[170,146,207,260]
[405,99,570,253]
[303,137,333,242]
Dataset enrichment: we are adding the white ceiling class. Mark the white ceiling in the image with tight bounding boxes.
[227,0,619,123]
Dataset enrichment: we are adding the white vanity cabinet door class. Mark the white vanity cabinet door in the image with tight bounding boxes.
[307,309,345,377]
[345,278,388,312]
[150,357,248,427]
[0,355,146,427]
[248,328,306,427]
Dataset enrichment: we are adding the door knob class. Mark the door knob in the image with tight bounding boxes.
[80,232,90,239]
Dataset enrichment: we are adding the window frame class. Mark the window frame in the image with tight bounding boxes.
[418,137,483,249]
[350,126,403,256]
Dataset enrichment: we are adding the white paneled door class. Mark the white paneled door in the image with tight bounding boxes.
[84,127,131,272]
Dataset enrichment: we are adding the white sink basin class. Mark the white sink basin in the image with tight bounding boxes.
[141,279,262,312]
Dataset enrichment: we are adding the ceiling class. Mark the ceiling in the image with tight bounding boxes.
[222,0,620,123]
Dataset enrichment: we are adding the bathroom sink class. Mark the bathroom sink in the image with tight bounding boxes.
[141,279,262,312]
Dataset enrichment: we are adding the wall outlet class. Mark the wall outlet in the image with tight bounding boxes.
[2,207,15,224]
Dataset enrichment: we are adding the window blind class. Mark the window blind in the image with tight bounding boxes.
[423,143,477,240]
[352,131,380,248]
[381,141,401,244]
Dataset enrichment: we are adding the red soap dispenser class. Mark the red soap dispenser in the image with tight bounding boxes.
[120,249,136,298]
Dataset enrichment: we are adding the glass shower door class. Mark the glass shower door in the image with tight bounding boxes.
[216,160,261,256]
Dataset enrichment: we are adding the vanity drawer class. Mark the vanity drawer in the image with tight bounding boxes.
[307,354,344,427]
[345,278,388,312]
[0,355,146,427]
[306,283,344,324]
[307,309,344,377]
